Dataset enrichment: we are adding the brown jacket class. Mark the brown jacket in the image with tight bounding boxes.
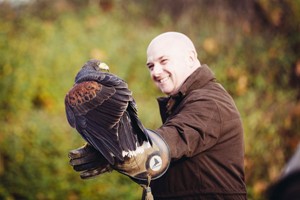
[151,65,247,199]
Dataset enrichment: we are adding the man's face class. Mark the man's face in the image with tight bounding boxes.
[146,40,191,96]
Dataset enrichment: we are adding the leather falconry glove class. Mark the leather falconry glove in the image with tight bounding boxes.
[112,129,170,182]
[68,143,112,179]
[112,129,170,200]
[68,129,170,181]
[68,129,170,200]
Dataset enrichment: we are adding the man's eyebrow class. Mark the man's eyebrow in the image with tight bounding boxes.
[157,56,164,60]
[146,56,166,67]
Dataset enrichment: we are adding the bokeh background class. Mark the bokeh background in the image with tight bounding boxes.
[0,0,299,199]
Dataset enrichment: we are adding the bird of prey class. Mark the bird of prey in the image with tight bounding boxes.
[65,59,151,165]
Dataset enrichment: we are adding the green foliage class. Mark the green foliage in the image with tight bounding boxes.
[0,0,299,199]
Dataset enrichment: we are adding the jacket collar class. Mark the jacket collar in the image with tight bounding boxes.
[157,64,216,119]
[158,64,215,100]
[177,64,216,97]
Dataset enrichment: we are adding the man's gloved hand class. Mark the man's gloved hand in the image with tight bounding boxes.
[68,130,170,200]
[112,130,170,182]
[68,143,112,179]
[68,130,170,183]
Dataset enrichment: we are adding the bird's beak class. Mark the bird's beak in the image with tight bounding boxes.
[99,62,110,72]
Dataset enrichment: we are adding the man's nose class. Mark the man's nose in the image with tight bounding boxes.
[152,64,163,76]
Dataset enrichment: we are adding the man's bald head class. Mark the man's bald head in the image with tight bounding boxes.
[147,32,200,68]
[147,32,196,54]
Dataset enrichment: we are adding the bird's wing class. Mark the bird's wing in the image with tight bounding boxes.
[127,100,152,145]
[65,80,132,164]
[92,73,152,153]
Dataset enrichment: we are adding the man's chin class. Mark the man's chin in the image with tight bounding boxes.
[157,85,175,96]
[161,90,172,96]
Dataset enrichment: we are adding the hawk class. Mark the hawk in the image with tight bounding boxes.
[65,59,151,165]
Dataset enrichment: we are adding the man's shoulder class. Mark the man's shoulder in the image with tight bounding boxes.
[183,83,240,118]
[185,82,227,101]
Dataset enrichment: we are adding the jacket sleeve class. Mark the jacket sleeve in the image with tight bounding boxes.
[155,94,222,160]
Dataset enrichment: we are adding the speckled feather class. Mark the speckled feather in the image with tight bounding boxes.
[65,59,151,165]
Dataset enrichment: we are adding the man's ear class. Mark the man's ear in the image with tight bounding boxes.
[187,50,197,68]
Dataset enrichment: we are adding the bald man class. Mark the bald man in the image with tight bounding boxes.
[68,32,247,200]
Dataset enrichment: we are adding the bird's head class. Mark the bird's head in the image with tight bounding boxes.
[74,59,110,83]
[82,59,110,72]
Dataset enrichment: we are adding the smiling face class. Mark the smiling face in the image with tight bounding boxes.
[146,32,200,96]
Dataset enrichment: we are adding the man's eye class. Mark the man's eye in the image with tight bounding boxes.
[161,59,168,65]
[147,64,154,70]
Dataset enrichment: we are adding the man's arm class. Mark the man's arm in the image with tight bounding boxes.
[156,97,221,160]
